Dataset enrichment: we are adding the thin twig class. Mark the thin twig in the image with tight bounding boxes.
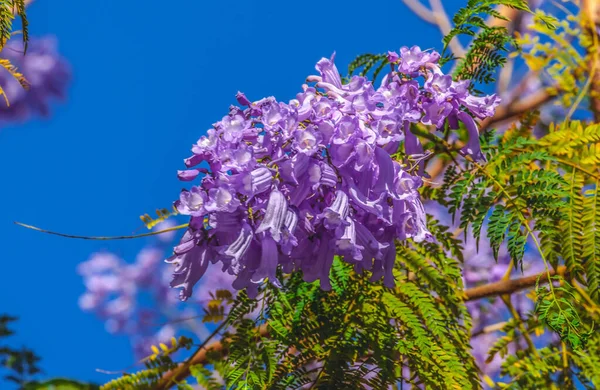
[471,321,509,338]
[13,221,189,240]
[502,294,538,354]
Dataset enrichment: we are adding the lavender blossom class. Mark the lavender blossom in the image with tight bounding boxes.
[0,37,70,125]
[78,221,236,358]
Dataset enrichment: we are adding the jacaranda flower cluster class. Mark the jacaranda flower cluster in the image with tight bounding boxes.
[171,46,500,300]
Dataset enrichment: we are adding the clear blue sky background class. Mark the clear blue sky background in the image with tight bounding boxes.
[0,0,460,385]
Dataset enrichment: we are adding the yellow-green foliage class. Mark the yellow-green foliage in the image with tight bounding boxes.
[516,4,592,111]
[100,337,193,390]
[139,206,179,230]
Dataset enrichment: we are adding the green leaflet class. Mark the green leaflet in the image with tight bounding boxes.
[441,0,554,93]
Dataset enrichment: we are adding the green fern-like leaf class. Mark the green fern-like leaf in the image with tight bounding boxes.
[441,0,541,92]
[347,53,388,84]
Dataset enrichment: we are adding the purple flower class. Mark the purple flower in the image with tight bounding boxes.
[238,167,273,197]
[425,72,453,101]
[387,51,399,63]
[458,111,486,162]
[236,91,251,106]
[255,188,288,242]
[204,185,240,213]
[293,126,323,156]
[421,100,453,128]
[177,169,201,182]
[320,190,350,230]
[315,53,344,89]
[176,186,207,216]
[460,94,502,120]
[0,36,70,126]
[398,46,440,75]
[78,231,237,358]
[167,243,211,301]
[376,117,403,146]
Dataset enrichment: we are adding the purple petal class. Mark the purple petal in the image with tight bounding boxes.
[167,244,211,301]
[251,235,281,288]
[316,53,343,89]
[458,111,486,162]
[177,169,201,182]
[255,188,288,242]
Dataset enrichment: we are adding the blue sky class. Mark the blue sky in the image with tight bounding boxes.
[0,0,460,385]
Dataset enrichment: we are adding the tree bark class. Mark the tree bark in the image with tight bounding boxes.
[464,266,566,301]
[583,0,600,121]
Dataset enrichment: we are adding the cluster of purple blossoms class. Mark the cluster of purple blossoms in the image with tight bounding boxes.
[78,221,236,357]
[0,36,70,125]
[171,46,500,300]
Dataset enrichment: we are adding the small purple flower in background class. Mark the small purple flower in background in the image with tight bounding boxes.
[78,221,236,358]
[0,36,70,126]
[170,48,500,301]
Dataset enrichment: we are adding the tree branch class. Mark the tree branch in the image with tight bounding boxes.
[481,88,554,131]
[471,321,508,338]
[495,6,522,96]
[11,0,33,15]
[582,0,600,121]
[400,0,465,57]
[429,0,466,57]
[464,266,566,301]
[400,0,437,23]
[155,324,269,390]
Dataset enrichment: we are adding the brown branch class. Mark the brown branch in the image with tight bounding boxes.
[401,0,437,24]
[464,266,566,301]
[481,88,554,131]
[495,5,524,96]
[487,4,520,29]
[155,324,269,390]
[429,0,466,57]
[10,0,33,15]
[583,0,600,121]
[471,321,508,338]
[400,0,465,57]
